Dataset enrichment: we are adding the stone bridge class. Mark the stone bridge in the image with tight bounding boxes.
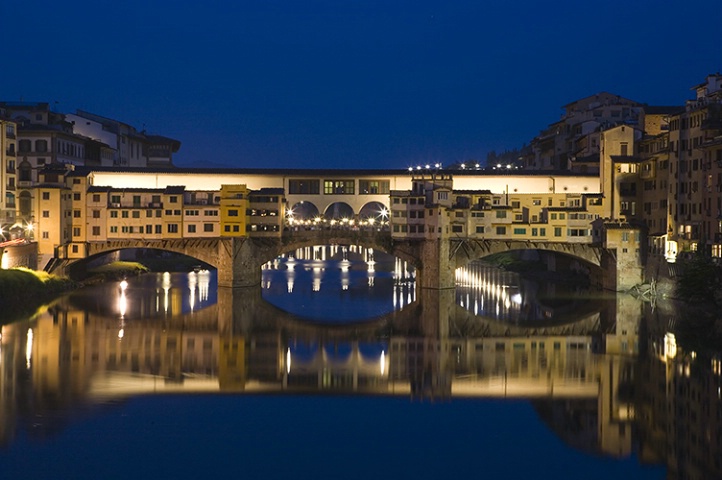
[58,230,627,290]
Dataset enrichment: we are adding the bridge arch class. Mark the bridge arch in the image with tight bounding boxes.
[451,239,603,273]
[60,239,226,280]
[324,202,354,220]
[255,231,420,270]
[289,201,320,221]
[358,201,388,221]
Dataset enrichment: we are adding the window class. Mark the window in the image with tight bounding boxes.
[167,224,178,233]
[513,228,526,235]
[42,231,49,239]
[155,225,162,234]
[228,209,239,216]
[42,192,50,200]
[121,211,129,218]
[188,224,196,233]
[359,180,390,194]
[476,226,484,234]
[169,196,177,203]
[73,227,80,237]
[73,193,81,201]
[554,227,562,237]
[511,201,520,209]
[452,225,463,233]
[73,210,81,218]
[132,211,140,218]
[532,199,541,206]
[495,226,506,235]
[324,180,354,194]
[145,225,152,234]
[35,140,48,152]
[110,211,118,218]
[495,210,507,218]
[92,226,100,236]
[111,195,121,204]
[42,210,49,218]
[110,226,118,233]
[93,194,101,202]
[288,179,320,194]
[204,223,214,232]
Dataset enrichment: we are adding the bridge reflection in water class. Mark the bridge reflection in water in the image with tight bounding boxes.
[0,267,720,477]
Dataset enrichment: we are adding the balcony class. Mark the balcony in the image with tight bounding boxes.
[6,166,15,174]
[5,149,15,157]
[148,202,163,208]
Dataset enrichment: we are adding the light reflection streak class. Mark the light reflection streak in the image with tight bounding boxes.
[162,272,171,313]
[455,263,523,322]
[25,328,33,369]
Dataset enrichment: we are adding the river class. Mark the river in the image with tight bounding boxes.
[0,247,719,479]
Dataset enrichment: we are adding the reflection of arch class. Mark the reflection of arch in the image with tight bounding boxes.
[358,201,388,220]
[324,202,354,220]
[290,201,319,220]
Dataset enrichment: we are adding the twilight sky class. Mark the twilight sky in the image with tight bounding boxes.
[2,0,721,170]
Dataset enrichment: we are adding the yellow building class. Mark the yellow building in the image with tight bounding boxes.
[34,165,73,263]
[219,184,249,237]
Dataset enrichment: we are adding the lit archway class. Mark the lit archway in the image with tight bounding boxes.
[323,202,354,220]
[359,201,389,222]
[288,201,320,221]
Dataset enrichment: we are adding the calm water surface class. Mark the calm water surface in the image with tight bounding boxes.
[0,248,719,479]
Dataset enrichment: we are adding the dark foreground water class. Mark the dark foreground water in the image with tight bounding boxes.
[0,249,719,479]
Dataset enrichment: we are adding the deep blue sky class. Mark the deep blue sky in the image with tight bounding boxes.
[3,0,721,169]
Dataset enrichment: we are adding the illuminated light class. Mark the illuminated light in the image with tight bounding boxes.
[408,167,413,172]
[506,164,512,169]
[664,332,677,358]
[475,163,480,168]
[511,293,522,305]
[118,328,124,339]
[380,351,386,375]
[286,348,291,374]
[434,163,440,168]
[120,280,128,291]
[26,328,33,369]
[460,163,465,169]
[425,164,430,169]
[416,166,422,170]
[496,163,502,168]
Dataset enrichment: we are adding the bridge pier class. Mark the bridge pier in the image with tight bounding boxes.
[217,238,263,288]
[417,239,456,290]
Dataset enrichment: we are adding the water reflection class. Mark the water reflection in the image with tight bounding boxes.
[0,264,720,478]
[261,246,416,320]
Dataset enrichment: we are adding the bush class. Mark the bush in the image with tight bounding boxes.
[676,256,721,304]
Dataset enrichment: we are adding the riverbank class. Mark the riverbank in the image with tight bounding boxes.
[0,268,77,325]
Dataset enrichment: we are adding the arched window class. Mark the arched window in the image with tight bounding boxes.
[18,161,32,182]
[19,191,32,219]
[35,139,48,153]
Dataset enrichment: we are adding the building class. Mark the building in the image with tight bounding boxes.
[66,110,180,167]
[0,112,17,232]
[527,92,644,171]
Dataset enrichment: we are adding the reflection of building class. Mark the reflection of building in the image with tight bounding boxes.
[638,332,722,479]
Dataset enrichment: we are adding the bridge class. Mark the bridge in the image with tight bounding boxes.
[56,227,630,291]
